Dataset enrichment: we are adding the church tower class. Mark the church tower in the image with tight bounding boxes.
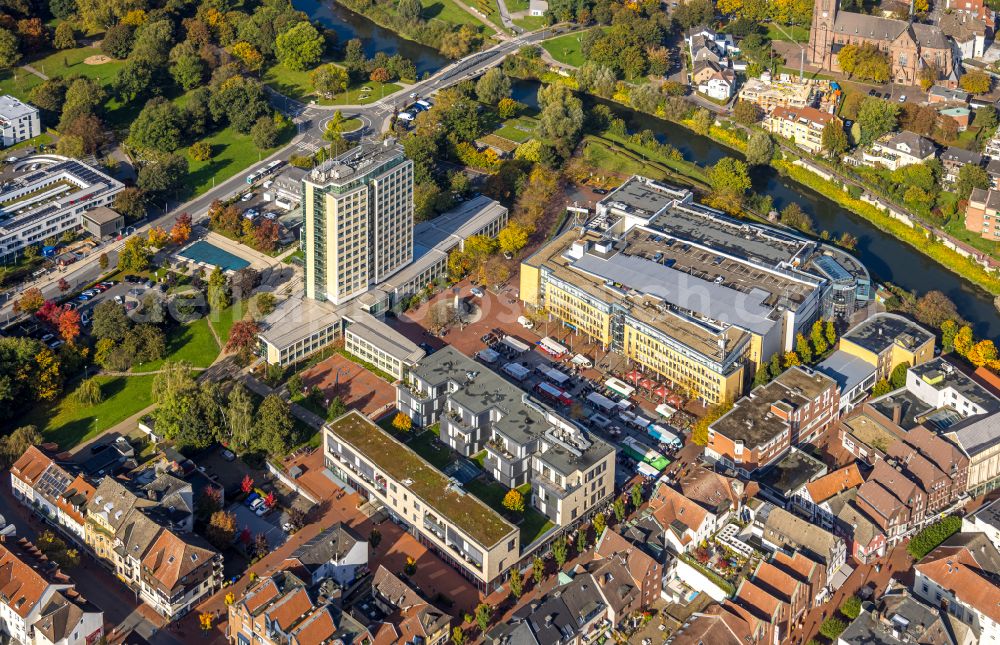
[808,0,837,68]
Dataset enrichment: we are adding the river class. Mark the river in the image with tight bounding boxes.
[297,0,1000,339]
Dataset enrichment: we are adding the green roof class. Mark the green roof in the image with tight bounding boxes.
[326,411,517,548]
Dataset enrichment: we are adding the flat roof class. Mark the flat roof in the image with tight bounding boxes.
[816,349,876,392]
[711,367,836,447]
[412,196,507,260]
[599,175,688,220]
[344,311,424,364]
[82,206,122,225]
[842,313,933,356]
[259,295,342,352]
[307,141,405,189]
[325,411,517,547]
[410,346,613,474]
[759,448,827,496]
[0,95,37,119]
[909,357,1000,413]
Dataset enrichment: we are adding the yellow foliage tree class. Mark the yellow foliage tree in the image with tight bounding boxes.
[967,339,998,367]
[199,612,213,632]
[391,412,412,433]
[783,351,801,368]
[955,325,975,357]
[120,9,147,26]
[231,41,264,72]
[34,348,61,401]
[224,592,236,605]
[147,226,169,249]
[691,401,733,446]
[502,489,525,513]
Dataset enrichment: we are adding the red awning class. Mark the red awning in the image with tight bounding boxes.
[655,385,670,398]
[626,370,642,383]
[639,378,655,390]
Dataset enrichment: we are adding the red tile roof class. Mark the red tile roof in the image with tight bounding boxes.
[916,545,1000,624]
[805,464,864,504]
[10,446,54,487]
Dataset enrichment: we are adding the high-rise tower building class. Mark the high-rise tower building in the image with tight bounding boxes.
[302,141,414,305]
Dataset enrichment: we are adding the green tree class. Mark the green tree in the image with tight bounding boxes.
[226,382,256,454]
[532,555,545,583]
[251,116,279,150]
[810,319,828,355]
[691,107,713,135]
[74,378,103,405]
[822,120,848,157]
[819,618,848,640]
[137,153,188,196]
[857,98,899,146]
[872,378,893,397]
[398,0,423,20]
[0,425,42,468]
[311,63,349,98]
[612,497,626,522]
[451,627,465,645]
[552,535,568,568]
[769,353,783,378]
[974,105,998,131]
[92,300,131,342]
[745,131,774,166]
[475,67,511,105]
[753,363,770,387]
[536,83,584,156]
[708,157,751,211]
[255,394,294,455]
[113,59,154,102]
[941,319,958,353]
[508,569,523,598]
[169,41,206,90]
[780,203,814,233]
[117,235,150,273]
[128,98,185,152]
[733,100,761,125]
[889,361,910,388]
[208,266,231,312]
[115,187,146,220]
[908,516,961,559]
[840,596,862,620]
[630,482,643,508]
[0,28,21,70]
[960,70,992,94]
[825,320,837,347]
[796,333,813,363]
[956,163,991,201]
[593,512,606,537]
[475,603,492,634]
[54,22,76,49]
[275,22,324,71]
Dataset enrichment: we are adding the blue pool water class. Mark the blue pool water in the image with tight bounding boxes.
[178,241,250,272]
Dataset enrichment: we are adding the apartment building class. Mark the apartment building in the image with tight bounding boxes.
[227,570,373,645]
[0,157,124,263]
[369,566,451,644]
[763,106,839,155]
[964,497,1000,550]
[840,589,976,645]
[0,537,103,645]
[0,95,40,147]
[593,529,663,613]
[302,141,413,305]
[396,346,615,528]
[83,477,220,619]
[941,146,984,184]
[324,410,520,589]
[797,463,864,530]
[755,503,846,585]
[283,523,368,588]
[648,480,719,553]
[521,178,870,404]
[837,313,935,382]
[738,75,818,111]
[913,532,1000,644]
[845,131,938,171]
[966,187,1000,241]
[706,367,839,476]
[835,500,887,564]
[675,464,754,526]
[485,572,610,644]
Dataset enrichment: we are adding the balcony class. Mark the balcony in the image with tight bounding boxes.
[532,474,577,499]
[486,438,514,460]
[401,381,433,401]
[423,515,446,541]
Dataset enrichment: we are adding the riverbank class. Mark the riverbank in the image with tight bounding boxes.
[331,0,492,57]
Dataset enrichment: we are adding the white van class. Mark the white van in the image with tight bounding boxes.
[517,315,534,329]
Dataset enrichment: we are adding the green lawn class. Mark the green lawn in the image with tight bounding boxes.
[28,45,125,84]
[263,62,404,106]
[505,0,529,11]
[765,22,810,43]
[494,117,536,143]
[340,118,363,132]
[514,15,549,31]
[421,0,488,29]
[541,31,590,67]
[19,375,156,450]
[179,123,291,197]
[0,69,42,98]
[133,318,220,372]
[407,430,455,470]
[464,478,555,545]
[207,297,253,345]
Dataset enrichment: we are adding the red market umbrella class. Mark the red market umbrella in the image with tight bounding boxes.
[626,370,642,383]
[655,385,670,399]
[639,378,655,390]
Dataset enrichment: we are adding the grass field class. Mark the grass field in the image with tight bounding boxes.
[765,22,810,43]
[207,298,251,345]
[514,15,549,31]
[263,62,404,106]
[21,375,156,450]
[422,0,488,29]
[178,123,292,197]
[134,318,220,372]
[541,31,590,67]
[464,478,554,545]
[29,45,125,84]
[505,0,529,11]
[494,117,536,143]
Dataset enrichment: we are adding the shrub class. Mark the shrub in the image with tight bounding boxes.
[908,516,962,560]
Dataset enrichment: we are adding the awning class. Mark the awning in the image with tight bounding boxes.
[655,385,670,399]
[605,377,635,398]
[639,378,655,390]
[626,370,642,383]
[539,336,569,356]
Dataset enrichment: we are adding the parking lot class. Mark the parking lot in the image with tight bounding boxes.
[230,501,288,550]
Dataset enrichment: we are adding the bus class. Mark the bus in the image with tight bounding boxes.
[246,160,284,184]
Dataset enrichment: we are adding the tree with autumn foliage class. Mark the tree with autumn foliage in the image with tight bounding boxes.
[57,307,81,344]
[502,489,525,513]
[199,612,213,632]
[35,300,64,326]
[147,226,170,249]
[13,288,44,314]
[370,67,390,83]
[252,218,280,253]
[391,412,412,432]
[170,212,192,245]
[58,278,70,292]
[226,320,261,363]
[206,510,237,549]
[264,491,277,509]
[241,474,254,494]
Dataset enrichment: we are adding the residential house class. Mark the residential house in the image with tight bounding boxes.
[669,603,754,645]
[648,481,717,554]
[53,475,94,546]
[928,86,970,103]
[675,464,754,525]
[593,528,663,620]
[10,447,73,523]
[698,67,736,101]
[986,159,1000,189]
[839,587,977,645]
[692,60,725,86]
[835,501,887,564]
[485,572,610,644]
[942,146,984,183]
[764,106,840,155]
[0,537,103,645]
[755,503,846,585]
[798,464,865,530]
[227,570,372,645]
[945,412,1000,496]
[966,187,1000,241]
[283,523,367,588]
[940,106,973,131]
[369,566,451,645]
[706,367,839,477]
[964,496,1000,550]
[685,26,736,63]
[913,532,1000,643]
[846,131,937,171]
[940,11,989,59]
[770,549,827,608]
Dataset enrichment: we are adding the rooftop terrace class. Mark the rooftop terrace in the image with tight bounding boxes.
[325,411,517,548]
[842,313,933,356]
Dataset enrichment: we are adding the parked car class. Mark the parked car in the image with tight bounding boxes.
[40,333,54,343]
[593,188,608,195]
[245,493,260,507]
[114,295,124,304]
[898,94,906,103]
[470,286,484,297]
[255,504,269,516]
[220,449,235,461]
[48,340,63,349]
[76,294,91,302]
[241,192,254,202]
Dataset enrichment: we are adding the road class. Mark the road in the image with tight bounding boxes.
[1,27,569,319]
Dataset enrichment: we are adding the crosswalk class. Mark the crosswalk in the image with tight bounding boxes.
[297,140,322,153]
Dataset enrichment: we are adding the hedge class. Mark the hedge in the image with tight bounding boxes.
[908,516,962,560]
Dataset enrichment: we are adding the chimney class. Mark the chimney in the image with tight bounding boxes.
[892,403,902,426]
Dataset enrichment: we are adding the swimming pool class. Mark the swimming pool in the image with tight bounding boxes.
[178,240,251,272]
